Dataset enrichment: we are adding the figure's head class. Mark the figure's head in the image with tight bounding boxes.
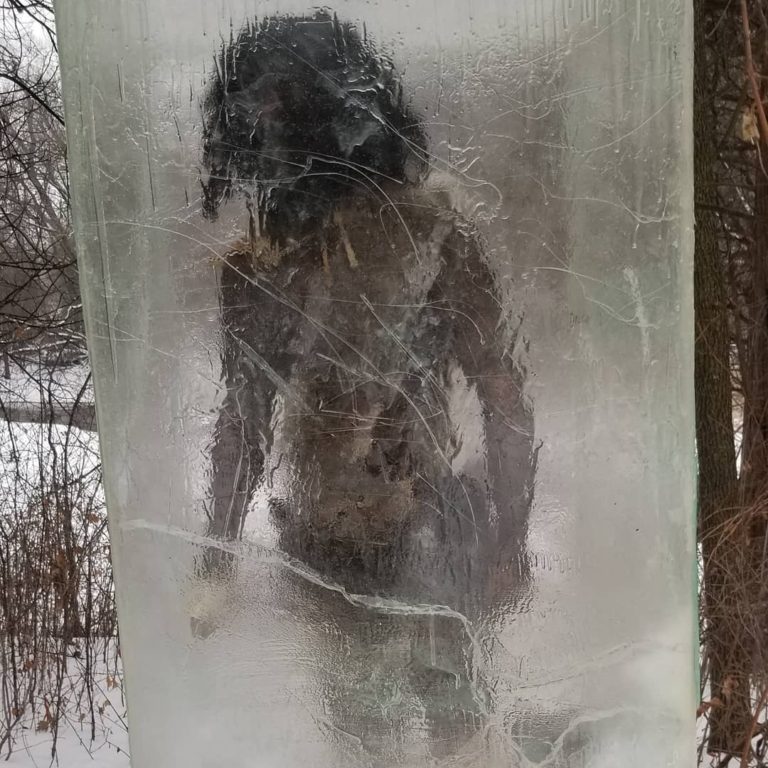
[201,12,428,243]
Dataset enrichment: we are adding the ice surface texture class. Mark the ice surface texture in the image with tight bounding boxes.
[55,2,695,767]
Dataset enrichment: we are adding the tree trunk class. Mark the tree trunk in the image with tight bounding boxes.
[0,400,96,431]
[694,0,751,754]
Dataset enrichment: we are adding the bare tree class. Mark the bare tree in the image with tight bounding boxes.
[0,5,120,761]
[694,0,768,764]
[0,7,81,361]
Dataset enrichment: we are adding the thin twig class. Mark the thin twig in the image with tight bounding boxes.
[742,684,768,767]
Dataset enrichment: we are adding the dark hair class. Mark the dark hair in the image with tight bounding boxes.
[201,11,428,243]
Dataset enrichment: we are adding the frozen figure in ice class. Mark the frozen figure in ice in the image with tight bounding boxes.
[197,10,537,761]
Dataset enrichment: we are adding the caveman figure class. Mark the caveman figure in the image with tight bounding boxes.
[198,11,537,758]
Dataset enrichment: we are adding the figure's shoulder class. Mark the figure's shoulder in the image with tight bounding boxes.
[340,179,487,258]
[219,234,323,276]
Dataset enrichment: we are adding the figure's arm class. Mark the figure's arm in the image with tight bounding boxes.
[423,225,536,582]
[204,253,275,576]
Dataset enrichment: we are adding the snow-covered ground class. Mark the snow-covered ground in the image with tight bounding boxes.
[4,714,129,768]
[0,360,92,405]
[2,658,129,767]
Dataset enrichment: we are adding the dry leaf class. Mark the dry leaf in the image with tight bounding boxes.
[722,675,737,700]
[741,106,760,143]
[36,708,52,732]
[697,698,723,717]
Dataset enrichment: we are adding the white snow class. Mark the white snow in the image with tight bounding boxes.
[2,657,130,767]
